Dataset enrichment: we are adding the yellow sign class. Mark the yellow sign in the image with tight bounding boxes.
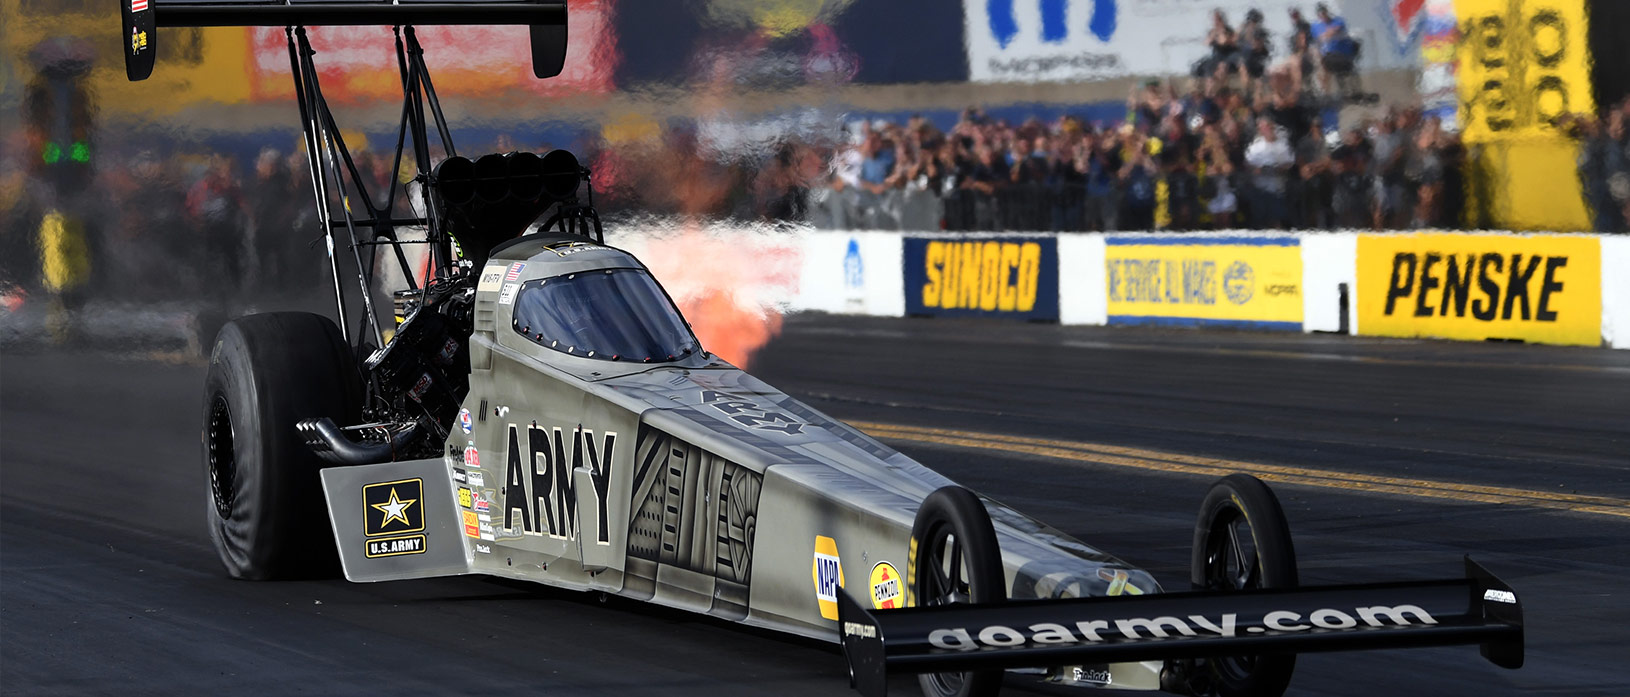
[1105,238,1302,329]
[1357,233,1601,346]
[811,535,845,621]
[1456,0,1594,144]
[868,562,902,609]
[1454,0,1594,231]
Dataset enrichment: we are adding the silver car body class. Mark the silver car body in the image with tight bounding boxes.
[319,234,1164,688]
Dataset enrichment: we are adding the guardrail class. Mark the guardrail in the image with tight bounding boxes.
[779,229,1629,350]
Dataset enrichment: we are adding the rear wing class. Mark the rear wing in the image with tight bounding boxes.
[120,0,566,81]
[837,557,1522,697]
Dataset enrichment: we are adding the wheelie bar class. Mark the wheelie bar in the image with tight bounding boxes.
[837,557,1522,697]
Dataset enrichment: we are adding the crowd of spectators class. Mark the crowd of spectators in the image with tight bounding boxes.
[807,3,1630,235]
[812,3,1493,233]
[816,90,1474,233]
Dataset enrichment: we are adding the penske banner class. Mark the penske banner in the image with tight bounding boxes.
[1105,237,1302,330]
[905,237,1058,320]
[1357,233,1602,346]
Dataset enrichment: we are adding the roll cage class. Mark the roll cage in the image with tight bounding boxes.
[122,0,598,353]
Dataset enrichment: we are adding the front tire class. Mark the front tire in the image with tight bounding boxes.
[203,312,358,579]
[1189,474,1298,697]
[909,486,1005,697]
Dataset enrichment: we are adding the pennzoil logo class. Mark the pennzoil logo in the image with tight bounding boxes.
[870,561,902,609]
[811,535,845,620]
[364,479,424,536]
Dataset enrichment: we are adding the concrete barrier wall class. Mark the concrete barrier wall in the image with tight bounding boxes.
[789,230,1629,349]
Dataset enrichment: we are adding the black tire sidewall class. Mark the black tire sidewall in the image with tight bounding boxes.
[910,486,1006,697]
[1190,473,1298,697]
[203,312,356,580]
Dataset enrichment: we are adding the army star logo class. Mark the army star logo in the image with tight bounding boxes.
[373,488,417,528]
[363,478,425,537]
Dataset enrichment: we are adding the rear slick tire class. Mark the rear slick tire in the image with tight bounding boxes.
[1190,473,1298,697]
[910,485,1006,697]
[203,312,357,580]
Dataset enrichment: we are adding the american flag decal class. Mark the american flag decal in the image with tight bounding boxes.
[132,0,148,12]
[505,262,526,281]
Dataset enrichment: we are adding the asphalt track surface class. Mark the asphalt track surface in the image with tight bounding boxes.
[3,314,1628,696]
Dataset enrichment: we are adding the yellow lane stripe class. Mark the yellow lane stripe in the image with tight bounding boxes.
[851,421,1630,519]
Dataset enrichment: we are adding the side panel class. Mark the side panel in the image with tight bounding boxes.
[321,458,471,583]
[455,343,639,591]
[622,423,763,620]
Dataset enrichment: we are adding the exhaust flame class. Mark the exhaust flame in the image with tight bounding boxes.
[621,223,803,369]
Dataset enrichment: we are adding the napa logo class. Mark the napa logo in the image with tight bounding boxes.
[811,535,846,621]
[984,0,1117,47]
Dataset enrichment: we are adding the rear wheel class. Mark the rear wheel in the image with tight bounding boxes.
[203,312,358,579]
[1189,474,1298,697]
[910,486,1005,697]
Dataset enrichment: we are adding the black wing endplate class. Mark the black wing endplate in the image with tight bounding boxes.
[838,557,1522,697]
[120,0,567,82]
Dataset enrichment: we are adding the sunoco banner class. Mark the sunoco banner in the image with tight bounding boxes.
[904,237,1059,320]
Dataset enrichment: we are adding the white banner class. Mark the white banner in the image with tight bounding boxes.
[963,0,1427,83]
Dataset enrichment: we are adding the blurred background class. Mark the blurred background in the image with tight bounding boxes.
[1,0,1627,357]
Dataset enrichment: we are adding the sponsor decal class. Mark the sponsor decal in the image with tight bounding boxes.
[699,390,804,435]
[1071,667,1112,686]
[131,0,148,12]
[468,471,485,487]
[843,621,876,638]
[473,490,491,513]
[1105,237,1302,330]
[363,479,424,537]
[498,282,520,306]
[843,238,865,290]
[464,445,481,469]
[501,423,616,545]
[407,373,433,403]
[451,467,467,483]
[474,543,492,554]
[130,27,148,54]
[1484,589,1517,604]
[907,237,1059,320]
[870,561,903,609]
[1098,568,1145,596]
[437,338,460,365]
[365,534,426,558]
[928,604,1440,651]
[1356,233,1601,346]
[812,535,846,621]
[458,409,474,435]
[505,262,527,281]
[547,242,595,257]
[462,510,480,538]
[457,487,474,510]
[477,265,505,293]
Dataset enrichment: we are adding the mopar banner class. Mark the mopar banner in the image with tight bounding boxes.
[905,237,1058,320]
[1105,237,1302,331]
[963,0,1426,83]
[1357,233,1602,346]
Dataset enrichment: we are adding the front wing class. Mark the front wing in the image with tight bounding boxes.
[837,558,1521,697]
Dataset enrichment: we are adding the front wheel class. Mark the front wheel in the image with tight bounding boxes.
[1187,473,1298,697]
[909,486,1006,697]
